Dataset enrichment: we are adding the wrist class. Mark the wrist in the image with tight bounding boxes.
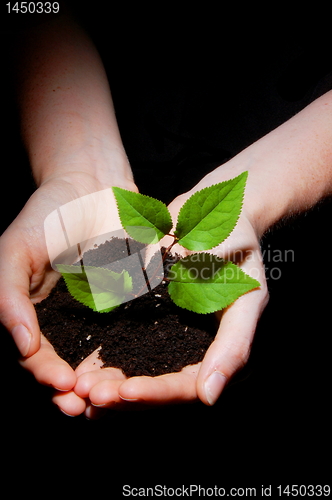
[34,144,137,193]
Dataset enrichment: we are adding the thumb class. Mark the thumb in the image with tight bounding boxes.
[0,242,41,357]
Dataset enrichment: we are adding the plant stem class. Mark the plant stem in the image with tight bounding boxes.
[163,235,178,262]
[130,234,177,298]
[125,237,131,256]
[77,243,85,271]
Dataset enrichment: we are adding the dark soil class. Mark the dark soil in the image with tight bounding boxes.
[35,238,217,377]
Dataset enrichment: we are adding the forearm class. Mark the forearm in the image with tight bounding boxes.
[15,12,134,189]
[204,91,332,236]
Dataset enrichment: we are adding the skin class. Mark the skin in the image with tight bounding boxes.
[1,12,332,417]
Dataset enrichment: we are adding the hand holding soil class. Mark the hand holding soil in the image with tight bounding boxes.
[0,172,136,407]
[38,171,267,417]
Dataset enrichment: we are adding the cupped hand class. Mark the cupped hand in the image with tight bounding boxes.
[73,168,269,414]
[0,172,136,410]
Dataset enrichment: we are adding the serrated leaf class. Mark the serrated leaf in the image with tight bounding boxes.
[112,187,173,244]
[167,253,260,314]
[174,171,248,251]
[58,264,133,313]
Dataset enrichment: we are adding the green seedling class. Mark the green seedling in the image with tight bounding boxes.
[58,265,133,313]
[59,171,260,314]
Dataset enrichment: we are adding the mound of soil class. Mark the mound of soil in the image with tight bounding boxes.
[35,238,217,377]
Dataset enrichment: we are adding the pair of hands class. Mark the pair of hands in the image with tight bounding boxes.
[0,169,268,418]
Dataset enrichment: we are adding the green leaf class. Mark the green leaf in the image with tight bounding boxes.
[58,264,133,313]
[167,253,260,314]
[174,171,248,251]
[112,187,173,244]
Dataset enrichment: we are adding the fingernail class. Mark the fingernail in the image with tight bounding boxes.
[204,371,227,406]
[119,396,139,402]
[59,409,76,417]
[11,324,31,357]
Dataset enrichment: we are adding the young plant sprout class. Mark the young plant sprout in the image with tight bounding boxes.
[59,171,260,314]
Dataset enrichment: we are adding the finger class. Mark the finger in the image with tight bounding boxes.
[89,379,129,409]
[118,363,200,405]
[74,348,126,397]
[197,285,268,406]
[75,354,133,409]
[52,389,87,417]
[73,349,130,409]
[74,348,104,378]
[0,234,41,356]
[75,367,126,400]
[19,334,77,391]
[76,370,126,400]
[88,379,154,411]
